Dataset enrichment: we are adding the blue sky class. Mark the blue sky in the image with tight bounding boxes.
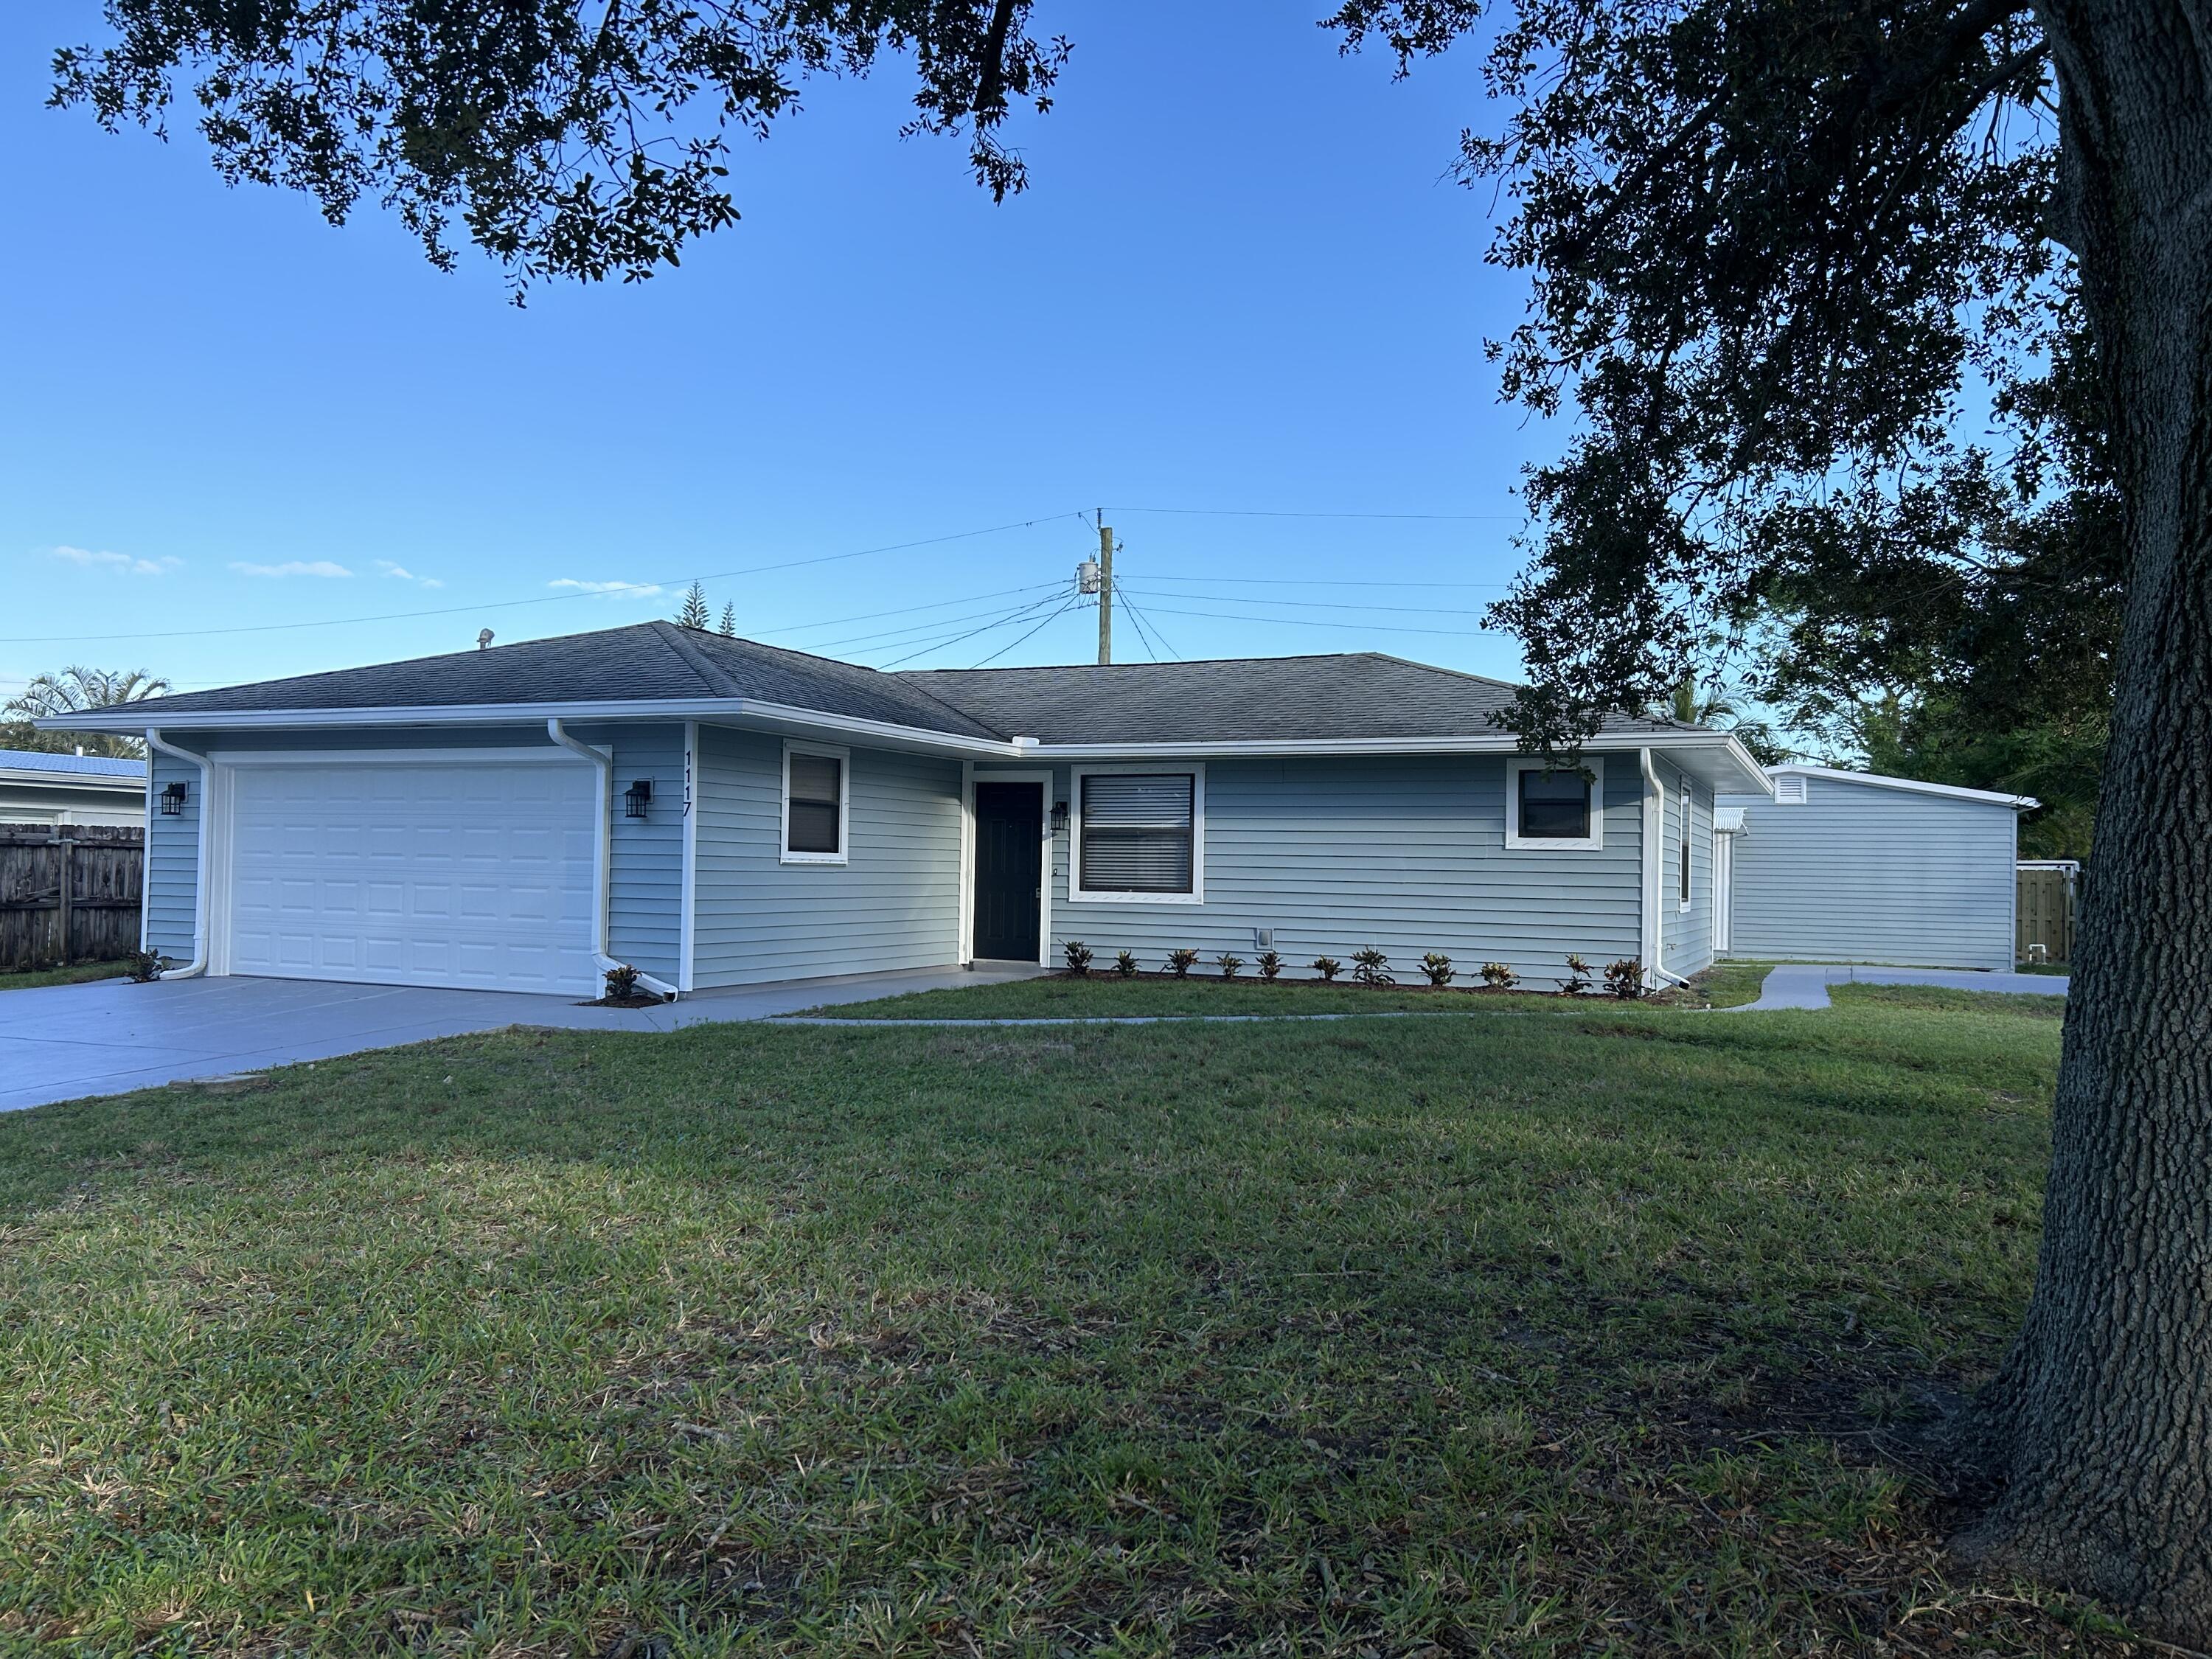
[0,2,1554,703]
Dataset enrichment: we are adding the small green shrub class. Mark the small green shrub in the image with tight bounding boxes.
[1256,950,1283,981]
[123,950,165,984]
[1166,948,1200,978]
[1311,956,1343,983]
[1420,952,1455,987]
[1479,961,1520,990]
[1216,953,1244,980]
[603,963,643,1000]
[1113,949,1140,977]
[1561,953,1593,995]
[1604,958,1646,999]
[1063,939,1093,975]
[1351,947,1394,987]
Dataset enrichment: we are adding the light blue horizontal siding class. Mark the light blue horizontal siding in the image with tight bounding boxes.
[572,723,684,983]
[138,723,686,984]
[692,726,961,987]
[981,754,1647,987]
[1658,759,1716,978]
[145,750,202,960]
[1718,776,2019,971]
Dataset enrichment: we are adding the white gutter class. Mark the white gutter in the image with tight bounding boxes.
[546,719,681,1001]
[1638,748,1691,992]
[143,729,210,979]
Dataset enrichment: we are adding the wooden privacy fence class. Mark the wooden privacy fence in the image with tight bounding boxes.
[0,824,144,972]
[2017,863,2079,965]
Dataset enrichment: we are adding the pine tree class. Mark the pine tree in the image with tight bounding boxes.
[674,582,711,630]
[718,602,736,637]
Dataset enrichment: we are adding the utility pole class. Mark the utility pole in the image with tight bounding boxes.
[1096,511,1114,666]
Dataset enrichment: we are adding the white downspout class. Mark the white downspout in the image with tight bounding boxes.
[1638,747,1691,991]
[547,718,680,1001]
[144,728,209,979]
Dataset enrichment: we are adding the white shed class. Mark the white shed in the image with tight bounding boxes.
[1715,765,2037,973]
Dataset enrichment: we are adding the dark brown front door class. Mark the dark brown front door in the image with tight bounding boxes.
[973,782,1043,961]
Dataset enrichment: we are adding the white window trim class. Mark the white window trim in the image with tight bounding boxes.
[1505,756,1604,851]
[1678,796,1694,913]
[1067,762,1206,905]
[961,766,1054,965]
[779,740,850,866]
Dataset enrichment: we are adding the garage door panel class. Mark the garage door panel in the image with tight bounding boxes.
[228,761,597,995]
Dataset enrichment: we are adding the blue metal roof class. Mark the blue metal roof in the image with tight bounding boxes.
[0,748,146,779]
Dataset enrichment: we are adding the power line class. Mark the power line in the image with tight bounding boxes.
[968,594,1084,669]
[876,588,1077,669]
[1106,505,1518,522]
[755,580,1066,642]
[803,587,1077,653]
[1124,601,1499,639]
[1119,582,1495,618]
[1115,590,1180,661]
[1121,573,1514,590]
[0,514,1091,647]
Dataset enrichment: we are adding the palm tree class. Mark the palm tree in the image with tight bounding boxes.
[1,667,173,758]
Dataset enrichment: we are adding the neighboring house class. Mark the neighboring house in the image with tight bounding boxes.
[0,748,147,828]
[1717,764,2037,973]
[43,623,1767,996]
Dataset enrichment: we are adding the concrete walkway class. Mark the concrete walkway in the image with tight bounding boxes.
[1732,963,2069,1011]
[0,963,1043,1113]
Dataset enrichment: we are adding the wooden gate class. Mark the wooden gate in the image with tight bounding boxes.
[2017,863,2078,965]
[0,824,145,971]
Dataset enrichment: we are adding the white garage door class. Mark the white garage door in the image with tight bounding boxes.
[228,762,597,995]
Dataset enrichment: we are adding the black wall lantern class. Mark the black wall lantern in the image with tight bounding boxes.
[622,779,653,819]
[1050,799,1069,832]
[159,780,188,817]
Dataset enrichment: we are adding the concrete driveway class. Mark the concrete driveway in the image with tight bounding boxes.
[1733,963,2069,1010]
[0,964,1042,1113]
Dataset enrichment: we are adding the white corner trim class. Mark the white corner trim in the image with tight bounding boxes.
[143,730,212,978]
[1065,762,1206,906]
[1504,755,1605,851]
[779,739,851,866]
[680,720,698,993]
[957,761,977,964]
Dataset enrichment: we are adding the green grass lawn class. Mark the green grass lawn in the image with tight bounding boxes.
[0,994,2131,1655]
[1677,960,1775,1009]
[0,959,134,992]
[2014,961,2073,976]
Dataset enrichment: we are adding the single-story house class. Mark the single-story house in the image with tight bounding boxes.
[0,748,148,828]
[1716,764,2037,973]
[43,622,1768,997]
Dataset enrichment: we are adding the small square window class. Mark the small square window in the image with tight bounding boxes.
[1507,757,1603,849]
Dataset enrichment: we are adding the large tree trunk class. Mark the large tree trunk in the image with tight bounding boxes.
[1959,0,2212,1642]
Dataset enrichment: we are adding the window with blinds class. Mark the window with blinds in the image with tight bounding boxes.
[785,749,844,857]
[1077,772,1195,895]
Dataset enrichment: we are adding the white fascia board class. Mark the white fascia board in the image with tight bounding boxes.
[38,698,1023,760]
[1768,762,2039,810]
[1029,731,1773,792]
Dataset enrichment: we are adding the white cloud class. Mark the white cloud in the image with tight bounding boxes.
[549,577,665,601]
[50,545,181,577]
[230,560,354,579]
[373,559,445,588]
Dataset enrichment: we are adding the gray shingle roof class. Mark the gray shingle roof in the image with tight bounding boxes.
[0,747,146,778]
[903,655,1683,744]
[112,625,1687,746]
[124,622,1002,740]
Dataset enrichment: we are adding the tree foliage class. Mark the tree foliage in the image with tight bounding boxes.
[52,0,1068,294]
[674,580,713,630]
[1326,0,2080,773]
[1,667,173,758]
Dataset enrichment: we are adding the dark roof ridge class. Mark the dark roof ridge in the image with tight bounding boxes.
[680,626,1018,737]
[648,620,743,698]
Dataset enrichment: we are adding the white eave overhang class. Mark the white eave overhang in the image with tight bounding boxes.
[1768,762,2039,811]
[40,706,1773,790]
